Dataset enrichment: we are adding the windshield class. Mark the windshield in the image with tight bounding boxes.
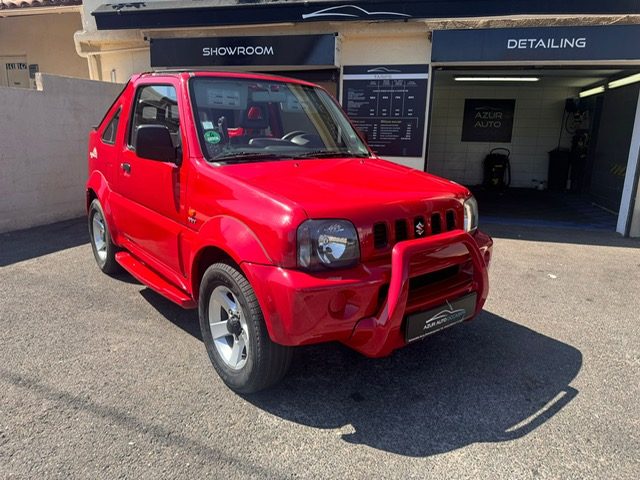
[189,77,371,163]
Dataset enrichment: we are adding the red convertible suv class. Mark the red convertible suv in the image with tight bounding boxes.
[86,71,492,393]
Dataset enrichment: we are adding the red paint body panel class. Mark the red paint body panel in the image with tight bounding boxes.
[86,71,493,357]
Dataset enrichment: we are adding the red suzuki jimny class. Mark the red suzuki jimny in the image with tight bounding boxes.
[87,71,492,393]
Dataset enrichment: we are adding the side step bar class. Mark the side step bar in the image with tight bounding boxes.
[115,252,196,309]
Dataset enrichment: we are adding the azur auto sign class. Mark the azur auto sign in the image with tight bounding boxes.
[461,99,515,143]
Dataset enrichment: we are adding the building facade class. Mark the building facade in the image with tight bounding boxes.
[1,0,89,87]
[75,0,640,237]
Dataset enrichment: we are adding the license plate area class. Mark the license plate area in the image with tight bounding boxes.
[405,292,477,343]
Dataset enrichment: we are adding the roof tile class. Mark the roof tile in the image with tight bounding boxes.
[0,0,82,10]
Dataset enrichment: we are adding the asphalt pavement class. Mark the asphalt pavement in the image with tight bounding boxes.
[1,218,639,479]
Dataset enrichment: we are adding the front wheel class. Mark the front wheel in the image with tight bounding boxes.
[198,262,292,393]
[88,199,120,274]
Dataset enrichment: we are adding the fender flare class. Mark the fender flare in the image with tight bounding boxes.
[192,216,273,267]
[86,170,118,239]
[188,216,274,302]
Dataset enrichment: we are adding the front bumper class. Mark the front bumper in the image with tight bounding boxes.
[243,229,492,358]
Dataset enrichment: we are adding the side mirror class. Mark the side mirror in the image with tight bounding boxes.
[135,124,178,163]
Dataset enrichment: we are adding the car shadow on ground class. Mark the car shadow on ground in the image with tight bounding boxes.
[141,290,582,457]
[0,218,88,267]
[141,288,202,340]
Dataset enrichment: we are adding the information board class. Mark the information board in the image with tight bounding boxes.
[342,65,429,157]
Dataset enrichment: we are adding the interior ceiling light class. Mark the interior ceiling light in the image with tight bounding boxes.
[608,73,640,90]
[454,76,540,82]
[579,86,605,98]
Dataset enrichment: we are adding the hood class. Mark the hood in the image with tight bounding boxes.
[219,157,469,219]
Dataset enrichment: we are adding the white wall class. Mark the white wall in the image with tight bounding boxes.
[427,82,580,187]
[0,74,123,233]
[630,181,640,237]
[618,87,640,236]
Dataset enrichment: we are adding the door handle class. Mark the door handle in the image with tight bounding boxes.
[121,162,131,174]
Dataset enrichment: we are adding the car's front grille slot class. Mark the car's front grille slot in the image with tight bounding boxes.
[431,213,442,234]
[395,219,408,242]
[373,222,388,249]
[372,208,458,251]
[409,265,460,291]
[446,210,456,231]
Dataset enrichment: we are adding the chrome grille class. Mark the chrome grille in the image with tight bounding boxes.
[372,209,459,250]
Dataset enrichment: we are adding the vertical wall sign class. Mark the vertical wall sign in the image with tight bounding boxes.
[461,99,516,143]
[342,65,429,157]
[28,64,39,79]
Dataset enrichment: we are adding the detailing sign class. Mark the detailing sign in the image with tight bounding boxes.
[342,65,429,157]
[150,34,336,68]
[432,25,640,62]
[461,99,515,143]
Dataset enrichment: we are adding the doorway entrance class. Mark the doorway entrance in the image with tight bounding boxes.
[0,56,29,88]
[427,67,640,230]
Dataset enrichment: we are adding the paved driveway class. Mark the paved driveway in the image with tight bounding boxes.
[1,219,639,479]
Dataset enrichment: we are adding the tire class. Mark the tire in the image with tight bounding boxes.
[199,262,292,393]
[88,198,120,274]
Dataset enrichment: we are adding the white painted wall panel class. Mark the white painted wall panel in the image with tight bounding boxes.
[0,74,123,233]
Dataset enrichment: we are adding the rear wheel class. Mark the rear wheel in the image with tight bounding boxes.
[88,199,120,274]
[199,262,292,393]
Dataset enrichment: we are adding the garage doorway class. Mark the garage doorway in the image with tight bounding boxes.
[427,67,640,230]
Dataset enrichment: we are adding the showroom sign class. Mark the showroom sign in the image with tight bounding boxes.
[461,99,515,143]
[432,24,640,62]
[150,34,336,68]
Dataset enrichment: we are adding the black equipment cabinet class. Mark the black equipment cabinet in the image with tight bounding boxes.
[548,148,571,192]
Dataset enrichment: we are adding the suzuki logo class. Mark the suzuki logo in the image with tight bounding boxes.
[415,221,425,237]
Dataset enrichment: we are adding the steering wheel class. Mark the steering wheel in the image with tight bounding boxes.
[281,130,306,141]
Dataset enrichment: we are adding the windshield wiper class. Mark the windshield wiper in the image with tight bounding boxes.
[292,150,370,159]
[213,151,288,163]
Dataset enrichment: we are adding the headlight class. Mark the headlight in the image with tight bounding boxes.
[463,196,479,232]
[297,219,360,270]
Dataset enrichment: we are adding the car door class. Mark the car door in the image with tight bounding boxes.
[114,78,188,276]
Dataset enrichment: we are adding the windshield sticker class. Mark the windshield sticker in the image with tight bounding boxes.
[202,121,214,130]
[204,130,221,144]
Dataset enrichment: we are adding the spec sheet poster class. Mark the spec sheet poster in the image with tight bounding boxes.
[342,65,429,157]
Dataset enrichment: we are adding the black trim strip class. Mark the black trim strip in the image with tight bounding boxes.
[93,0,640,31]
